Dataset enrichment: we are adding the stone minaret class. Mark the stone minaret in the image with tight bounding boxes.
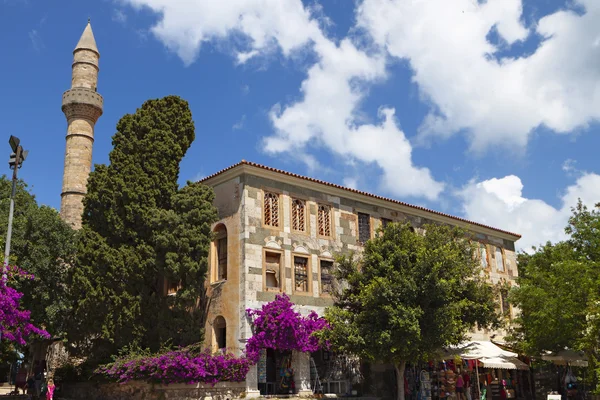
[60,20,103,229]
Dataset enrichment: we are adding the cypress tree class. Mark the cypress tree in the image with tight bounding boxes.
[68,96,217,360]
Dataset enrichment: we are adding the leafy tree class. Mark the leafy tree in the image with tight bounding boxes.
[67,96,218,362]
[0,177,76,336]
[1,265,50,345]
[508,241,591,355]
[322,222,499,400]
[508,200,600,392]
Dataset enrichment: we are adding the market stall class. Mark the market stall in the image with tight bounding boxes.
[449,341,530,400]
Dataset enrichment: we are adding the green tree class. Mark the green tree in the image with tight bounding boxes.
[508,241,591,355]
[0,177,76,336]
[67,96,218,362]
[508,200,600,392]
[322,223,499,400]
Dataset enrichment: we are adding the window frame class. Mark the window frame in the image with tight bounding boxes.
[381,218,392,230]
[318,257,335,297]
[292,253,312,295]
[317,203,334,239]
[500,288,511,319]
[357,212,372,244]
[478,242,490,271]
[290,197,308,233]
[494,246,505,273]
[262,189,282,229]
[211,224,228,283]
[213,316,227,350]
[166,278,181,296]
[262,248,284,292]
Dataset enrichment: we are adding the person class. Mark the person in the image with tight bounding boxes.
[464,371,472,400]
[15,366,27,395]
[34,361,43,398]
[456,371,465,400]
[45,378,55,400]
[26,375,35,398]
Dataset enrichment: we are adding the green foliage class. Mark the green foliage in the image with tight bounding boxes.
[508,200,600,392]
[322,222,498,364]
[508,242,591,354]
[67,96,218,361]
[0,177,76,336]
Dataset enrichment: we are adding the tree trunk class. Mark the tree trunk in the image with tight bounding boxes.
[395,361,406,400]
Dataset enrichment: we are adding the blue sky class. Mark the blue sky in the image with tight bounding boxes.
[1,0,600,251]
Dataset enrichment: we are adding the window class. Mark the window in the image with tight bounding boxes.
[320,260,334,294]
[264,251,281,290]
[214,316,227,350]
[500,288,510,318]
[294,256,310,293]
[291,198,306,232]
[213,224,227,281]
[495,247,504,272]
[479,244,488,269]
[167,279,180,296]
[381,218,392,230]
[318,205,332,237]
[217,237,227,280]
[263,192,279,227]
[358,212,371,243]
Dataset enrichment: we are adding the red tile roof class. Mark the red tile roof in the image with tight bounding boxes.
[200,160,521,239]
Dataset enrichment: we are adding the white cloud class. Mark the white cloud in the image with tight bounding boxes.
[232,115,246,131]
[265,38,444,200]
[357,0,600,152]
[29,29,43,52]
[113,9,127,24]
[343,177,359,190]
[122,0,445,200]
[121,0,323,66]
[458,173,600,252]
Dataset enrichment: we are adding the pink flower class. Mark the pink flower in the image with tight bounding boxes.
[1,264,50,345]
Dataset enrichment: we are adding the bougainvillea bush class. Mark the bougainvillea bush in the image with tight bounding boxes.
[96,349,251,385]
[0,265,50,345]
[245,293,330,362]
[96,294,330,385]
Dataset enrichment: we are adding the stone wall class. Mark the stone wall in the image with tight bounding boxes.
[203,170,521,394]
[237,173,519,328]
[60,381,246,400]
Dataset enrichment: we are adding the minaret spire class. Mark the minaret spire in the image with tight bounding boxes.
[60,20,104,229]
[75,19,99,55]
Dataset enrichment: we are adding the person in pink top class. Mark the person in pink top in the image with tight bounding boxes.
[46,378,55,400]
[456,371,465,400]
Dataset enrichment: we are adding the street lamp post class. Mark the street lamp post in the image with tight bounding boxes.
[2,135,28,281]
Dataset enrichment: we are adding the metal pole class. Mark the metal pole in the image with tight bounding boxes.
[2,145,21,281]
[476,360,481,400]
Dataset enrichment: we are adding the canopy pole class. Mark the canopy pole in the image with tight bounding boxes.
[476,360,481,400]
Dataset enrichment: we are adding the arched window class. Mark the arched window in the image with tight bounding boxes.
[291,198,306,232]
[318,205,332,237]
[479,244,488,269]
[213,224,227,281]
[214,316,227,350]
[263,192,279,227]
[495,247,504,272]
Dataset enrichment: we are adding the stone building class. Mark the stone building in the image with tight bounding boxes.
[55,22,522,398]
[60,20,103,229]
[199,160,521,397]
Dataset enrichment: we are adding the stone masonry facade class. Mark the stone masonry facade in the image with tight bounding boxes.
[201,161,521,397]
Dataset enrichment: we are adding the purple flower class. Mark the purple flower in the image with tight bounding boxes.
[245,294,330,362]
[0,264,50,345]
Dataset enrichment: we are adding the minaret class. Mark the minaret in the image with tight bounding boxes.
[60,20,103,229]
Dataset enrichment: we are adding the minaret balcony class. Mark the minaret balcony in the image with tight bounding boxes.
[62,87,104,121]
